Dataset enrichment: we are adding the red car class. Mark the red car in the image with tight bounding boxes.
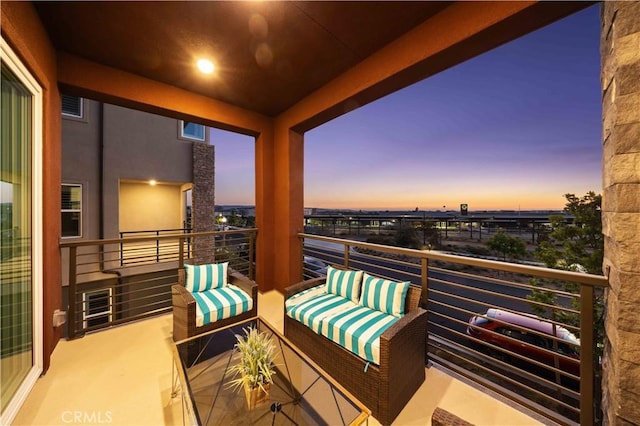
[467,308,580,377]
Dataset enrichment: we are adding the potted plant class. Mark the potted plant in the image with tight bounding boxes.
[227,326,276,409]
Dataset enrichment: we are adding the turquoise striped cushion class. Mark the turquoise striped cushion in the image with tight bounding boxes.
[185,262,228,292]
[192,284,253,327]
[325,266,363,303]
[359,273,410,318]
[286,291,356,334]
[285,285,326,311]
[320,305,398,364]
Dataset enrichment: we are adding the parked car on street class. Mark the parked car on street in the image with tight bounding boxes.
[467,308,580,377]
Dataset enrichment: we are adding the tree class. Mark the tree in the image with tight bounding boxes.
[394,225,422,250]
[534,191,603,274]
[416,220,440,248]
[529,192,604,315]
[485,228,527,262]
[527,192,605,390]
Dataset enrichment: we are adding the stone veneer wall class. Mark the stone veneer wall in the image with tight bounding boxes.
[600,2,640,425]
[192,142,216,264]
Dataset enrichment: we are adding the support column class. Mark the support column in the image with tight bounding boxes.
[601,3,640,424]
[255,121,304,293]
[192,142,215,264]
[254,127,273,292]
[272,126,304,292]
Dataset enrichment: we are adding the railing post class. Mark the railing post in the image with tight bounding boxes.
[248,231,255,280]
[344,244,350,268]
[178,236,184,269]
[186,227,192,259]
[580,284,595,426]
[156,230,160,263]
[67,246,78,339]
[421,256,429,365]
[119,232,124,266]
[421,257,429,307]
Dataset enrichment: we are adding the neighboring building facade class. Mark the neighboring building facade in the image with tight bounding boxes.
[61,96,211,243]
[60,97,215,333]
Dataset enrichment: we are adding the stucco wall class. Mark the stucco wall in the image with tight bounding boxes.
[119,182,183,232]
[61,99,101,240]
[102,104,193,238]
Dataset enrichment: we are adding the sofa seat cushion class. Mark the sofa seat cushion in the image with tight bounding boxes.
[285,285,356,334]
[285,284,326,309]
[192,284,253,327]
[320,304,398,364]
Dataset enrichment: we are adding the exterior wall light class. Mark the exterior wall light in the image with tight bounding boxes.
[149,179,157,186]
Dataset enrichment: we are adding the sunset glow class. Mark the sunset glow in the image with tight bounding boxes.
[212,6,601,213]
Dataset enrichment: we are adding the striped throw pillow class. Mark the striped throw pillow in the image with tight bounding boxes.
[184,262,228,292]
[359,273,410,318]
[325,266,364,303]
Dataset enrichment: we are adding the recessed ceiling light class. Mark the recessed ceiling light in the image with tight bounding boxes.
[149,179,157,186]
[197,59,215,74]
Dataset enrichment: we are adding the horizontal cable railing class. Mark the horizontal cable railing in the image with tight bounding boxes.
[60,229,257,340]
[299,233,608,426]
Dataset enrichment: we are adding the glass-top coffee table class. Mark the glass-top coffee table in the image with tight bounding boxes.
[172,317,370,425]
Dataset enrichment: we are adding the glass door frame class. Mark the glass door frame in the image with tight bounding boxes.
[1,37,44,424]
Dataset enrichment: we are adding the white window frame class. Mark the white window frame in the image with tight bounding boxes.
[61,183,82,239]
[0,36,44,426]
[82,288,113,329]
[61,94,84,119]
[179,120,206,142]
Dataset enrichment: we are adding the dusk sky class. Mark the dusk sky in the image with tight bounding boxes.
[212,5,601,211]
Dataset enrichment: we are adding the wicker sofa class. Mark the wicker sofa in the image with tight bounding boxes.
[284,272,427,426]
[171,265,257,342]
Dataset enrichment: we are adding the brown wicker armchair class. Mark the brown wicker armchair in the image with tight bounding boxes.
[284,276,427,426]
[431,407,474,426]
[171,267,257,342]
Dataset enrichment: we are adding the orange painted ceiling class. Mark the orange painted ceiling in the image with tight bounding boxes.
[35,1,451,117]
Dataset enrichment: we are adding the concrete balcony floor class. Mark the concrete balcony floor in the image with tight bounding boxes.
[14,291,544,425]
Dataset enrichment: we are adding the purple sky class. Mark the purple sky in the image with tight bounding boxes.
[212,5,601,211]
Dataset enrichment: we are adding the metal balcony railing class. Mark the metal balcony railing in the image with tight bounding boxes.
[300,233,608,426]
[118,228,193,266]
[60,229,257,340]
[61,228,606,425]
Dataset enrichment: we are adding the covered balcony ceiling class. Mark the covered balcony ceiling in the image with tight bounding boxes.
[34,1,591,118]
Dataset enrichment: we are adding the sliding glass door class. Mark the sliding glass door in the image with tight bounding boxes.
[1,38,43,423]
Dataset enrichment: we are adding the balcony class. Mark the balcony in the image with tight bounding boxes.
[13,292,543,426]
[32,229,607,425]
[3,2,638,424]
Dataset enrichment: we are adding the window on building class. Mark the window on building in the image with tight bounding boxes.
[61,184,82,238]
[61,94,83,118]
[82,288,112,328]
[180,121,205,141]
